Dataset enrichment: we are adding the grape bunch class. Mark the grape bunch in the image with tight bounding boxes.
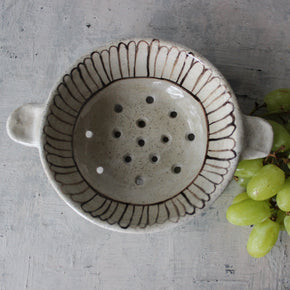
[226,88,290,258]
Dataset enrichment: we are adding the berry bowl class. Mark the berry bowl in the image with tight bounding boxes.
[6,39,273,232]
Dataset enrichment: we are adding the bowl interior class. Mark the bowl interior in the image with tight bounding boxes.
[42,39,240,230]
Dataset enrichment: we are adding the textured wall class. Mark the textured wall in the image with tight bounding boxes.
[1,0,289,289]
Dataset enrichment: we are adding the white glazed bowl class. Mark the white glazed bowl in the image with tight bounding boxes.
[7,39,273,232]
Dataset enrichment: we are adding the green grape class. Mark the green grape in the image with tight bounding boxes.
[264,88,290,113]
[226,199,271,226]
[232,192,249,204]
[276,177,290,212]
[236,177,251,188]
[247,164,285,200]
[276,210,286,231]
[235,159,264,178]
[247,219,280,258]
[284,216,290,237]
[268,120,290,152]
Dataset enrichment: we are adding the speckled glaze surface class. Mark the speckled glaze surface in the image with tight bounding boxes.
[6,39,273,232]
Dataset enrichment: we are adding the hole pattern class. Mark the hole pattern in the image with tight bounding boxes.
[138,139,145,147]
[96,166,104,174]
[146,96,154,104]
[85,130,93,138]
[170,111,177,118]
[114,104,123,113]
[137,119,146,128]
[113,130,121,138]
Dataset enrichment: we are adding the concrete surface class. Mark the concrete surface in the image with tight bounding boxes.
[0,0,289,289]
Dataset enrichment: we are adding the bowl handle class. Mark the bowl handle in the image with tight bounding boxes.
[240,114,273,160]
[6,103,45,148]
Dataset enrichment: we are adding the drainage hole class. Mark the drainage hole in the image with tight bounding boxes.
[146,96,154,104]
[85,130,93,138]
[113,130,121,138]
[161,135,169,143]
[96,166,104,174]
[114,104,123,113]
[172,166,181,174]
[124,155,132,163]
[187,133,195,141]
[138,139,145,147]
[151,155,159,163]
[137,119,146,128]
[135,176,144,185]
[170,111,177,118]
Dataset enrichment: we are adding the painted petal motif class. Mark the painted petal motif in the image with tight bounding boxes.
[43,39,238,229]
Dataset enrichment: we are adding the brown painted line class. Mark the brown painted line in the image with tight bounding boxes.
[193,70,213,96]
[70,67,91,100]
[204,91,227,109]
[53,98,77,118]
[83,57,100,88]
[209,123,235,135]
[58,80,84,105]
[50,106,76,126]
[175,53,187,83]
[117,204,130,226]
[49,111,75,126]
[160,46,171,78]
[99,50,112,82]
[62,74,86,103]
[174,197,186,216]
[116,43,124,78]
[208,126,237,141]
[54,169,78,175]
[179,52,195,87]
[44,144,72,157]
[81,194,105,212]
[99,202,119,221]
[205,152,237,161]
[208,110,234,126]
[90,52,106,86]
[83,198,107,214]
[91,200,113,218]
[169,49,182,80]
[185,189,206,209]
[201,83,222,105]
[176,195,195,215]
[47,152,74,159]
[46,160,75,169]
[191,180,215,195]
[55,175,83,185]
[179,55,197,86]
[203,168,227,176]
[44,123,72,138]
[180,193,197,214]
[206,100,232,116]
[137,205,145,227]
[154,204,160,224]
[204,160,230,169]
[188,184,211,202]
[191,66,207,92]
[55,93,79,113]
[169,200,180,222]
[58,177,86,186]
[108,46,117,82]
[119,205,135,229]
[69,186,91,198]
[164,202,170,221]
[198,173,224,186]
[45,138,71,151]
[77,63,93,95]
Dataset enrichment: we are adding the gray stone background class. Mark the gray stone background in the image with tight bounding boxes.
[1,0,289,289]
